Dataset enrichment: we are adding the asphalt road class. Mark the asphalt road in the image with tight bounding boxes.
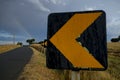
[0,46,33,80]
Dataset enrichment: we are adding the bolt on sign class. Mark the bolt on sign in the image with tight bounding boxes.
[46,10,107,71]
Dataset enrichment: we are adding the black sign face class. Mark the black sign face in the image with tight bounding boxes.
[46,10,107,71]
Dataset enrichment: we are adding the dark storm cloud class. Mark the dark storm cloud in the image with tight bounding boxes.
[0,0,49,43]
[0,0,120,44]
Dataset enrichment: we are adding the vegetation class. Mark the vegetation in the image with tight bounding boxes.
[107,55,120,80]
[0,42,120,80]
[38,39,47,47]
[111,35,120,42]
[26,38,35,45]
[17,42,23,46]
[38,41,44,44]
[28,42,120,80]
[17,47,61,80]
[0,45,20,54]
[31,44,46,53]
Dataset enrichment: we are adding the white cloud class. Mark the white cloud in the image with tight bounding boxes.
[118,11,120,14]
[84,6,96,11]
[0,31,12,38]
[108,17,120,27]
[107,17,120,38]
[0,41,14,45]
[20,2,25,6]
[50,0,66,6]
[28,0,50,12]
[50,0,57,4]
[45,0,50,3]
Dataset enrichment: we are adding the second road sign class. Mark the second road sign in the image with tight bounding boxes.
[46,10,107,70]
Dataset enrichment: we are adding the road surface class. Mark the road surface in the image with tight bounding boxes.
[0,46,33,80]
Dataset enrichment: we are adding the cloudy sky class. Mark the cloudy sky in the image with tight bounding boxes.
[0,0,120,44]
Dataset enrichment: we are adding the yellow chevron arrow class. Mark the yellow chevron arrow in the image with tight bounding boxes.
[50,12,104,68]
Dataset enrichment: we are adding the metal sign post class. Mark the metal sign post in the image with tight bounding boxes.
[71,71,80,80]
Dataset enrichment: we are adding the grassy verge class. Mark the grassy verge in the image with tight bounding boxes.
[107,42,120,53]
[0,45,20,54]
[17,47,63,80]
[107,55,120,80]
[18,43,120,80]
[30,44,46,53]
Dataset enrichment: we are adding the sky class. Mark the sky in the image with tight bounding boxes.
[0,0,120,44]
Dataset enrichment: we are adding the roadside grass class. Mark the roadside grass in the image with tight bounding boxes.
[78,54,120,80]
[107,42,120,53]
[107,55,120,80]
[0,44,20,54]
[78,42,120,80]
[18,42,120,80]
[106,42,120,80]
[30,44,45,53]
[17,47,62,80]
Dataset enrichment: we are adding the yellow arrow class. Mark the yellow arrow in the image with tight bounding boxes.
[50,12,104,68]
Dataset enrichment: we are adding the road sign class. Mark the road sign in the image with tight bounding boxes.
[47,10,107,70]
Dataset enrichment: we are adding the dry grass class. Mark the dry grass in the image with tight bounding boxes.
[77,42,120,80]
[107,55,120,80]
[107,42,120,57]
[0,44,20,54]
[79,71,111,80]
[17,47,63,80]
[30,44,46,53]
[107,42,120,53]
[17,42,120,80]
[72,42,119,80]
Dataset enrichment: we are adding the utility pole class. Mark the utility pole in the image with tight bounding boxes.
[13,34,15,45]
